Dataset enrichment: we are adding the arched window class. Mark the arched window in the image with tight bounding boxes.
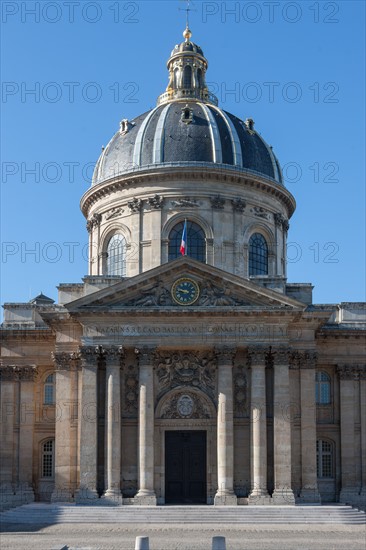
[249,233,268,276]
[197,68,203,88]
[106,234,126,277]
[317,439,334,478]
[44,374,55,405]
[316,371,331,404]
[41,439,55,479]
[168,221,206,263]
[174,68,180,89]
[183,65,192,89]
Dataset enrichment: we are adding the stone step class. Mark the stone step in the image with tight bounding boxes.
[1,504,365,525]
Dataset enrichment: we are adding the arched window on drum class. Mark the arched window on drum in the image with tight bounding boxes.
[249,233,268,276]
[106,234,127,277]
[168,221,206,263]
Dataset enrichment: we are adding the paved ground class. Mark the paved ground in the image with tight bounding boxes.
[0,523,365,550]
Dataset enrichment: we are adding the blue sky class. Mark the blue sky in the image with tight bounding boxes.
[1,0,365,309]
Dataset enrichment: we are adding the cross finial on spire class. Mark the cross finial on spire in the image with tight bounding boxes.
[179,0,196,32]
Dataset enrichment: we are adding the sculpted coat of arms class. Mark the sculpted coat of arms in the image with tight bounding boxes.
[155,351,217,400]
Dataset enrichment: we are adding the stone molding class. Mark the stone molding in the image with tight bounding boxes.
[0,365,38,381]
[337,364,366,380]
[80,167,296,220]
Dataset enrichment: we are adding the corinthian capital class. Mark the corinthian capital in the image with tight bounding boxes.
[215,346,236,366]
[290,350,317,370]
[102,346,124,366]
[79,346,100,368]
[337,364,360,380]
[247,347,269,367]
[135,347,156,367]
[272,347,291,366]
[52,351,80,371]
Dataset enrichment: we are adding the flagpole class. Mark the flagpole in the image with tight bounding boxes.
[184,218,187,256]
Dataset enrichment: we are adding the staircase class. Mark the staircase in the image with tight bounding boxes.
[0,503,365,525]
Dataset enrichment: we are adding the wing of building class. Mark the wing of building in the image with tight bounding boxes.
[1,27,365,510]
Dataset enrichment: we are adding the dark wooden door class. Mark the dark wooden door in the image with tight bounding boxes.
[165,431,207,504]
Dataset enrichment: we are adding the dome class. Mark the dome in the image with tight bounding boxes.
[91,28,283,187]
[92,104,283,186]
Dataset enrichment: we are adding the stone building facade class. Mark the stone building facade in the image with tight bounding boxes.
[1,27,365,510]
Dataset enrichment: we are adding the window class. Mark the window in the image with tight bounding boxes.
[174,68,180,89]
[42,439,54,478]
[106,234,126,276]
[168,221,206,263]
[197,68,203,88]
[317,439,333,478]
[316,371,331,404]
[44,374,55,405]
[249,233,268,276]
[183,65,192,88]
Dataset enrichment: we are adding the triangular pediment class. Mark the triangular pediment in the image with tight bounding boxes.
[66,258,305,313]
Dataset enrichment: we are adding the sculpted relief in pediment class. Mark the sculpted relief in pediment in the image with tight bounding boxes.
[124,279,250,307]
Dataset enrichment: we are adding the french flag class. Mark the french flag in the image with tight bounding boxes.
[180,220,187,256]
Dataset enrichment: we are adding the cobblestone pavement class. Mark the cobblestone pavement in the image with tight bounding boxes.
[0,523,365,550]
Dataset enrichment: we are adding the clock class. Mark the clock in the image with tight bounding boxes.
[171,278,200,306]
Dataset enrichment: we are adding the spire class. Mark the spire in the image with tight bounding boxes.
[157,27,218,106]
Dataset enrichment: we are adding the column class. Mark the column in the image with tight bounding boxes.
[102,347,123,505]
[214,348,237,506]
[18,366,38,503]
[0,367,16,508]
[337,365,359,503]
[272,348,295,504]
[359,369,366,501]
[75,347,99,502]
[248,347,270,504]
[51,352,79,502]
[298,351,320,503]
[134,348,156,505]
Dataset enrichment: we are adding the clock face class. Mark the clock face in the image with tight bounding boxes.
[171,278,200,306]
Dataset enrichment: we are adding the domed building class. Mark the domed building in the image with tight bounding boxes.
[1,28,365,510]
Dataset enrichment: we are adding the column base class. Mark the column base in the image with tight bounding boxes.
[298,487,321,504]
[134,491,157,506]
[214,492,237,506]
[248,491,272,505]
[272,489,295,505]
[101,490,123,506]
[75,487,99,504]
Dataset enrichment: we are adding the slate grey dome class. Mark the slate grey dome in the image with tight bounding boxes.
[92,28,283,187]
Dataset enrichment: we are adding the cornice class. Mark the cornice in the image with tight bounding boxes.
[80,166,296,219]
